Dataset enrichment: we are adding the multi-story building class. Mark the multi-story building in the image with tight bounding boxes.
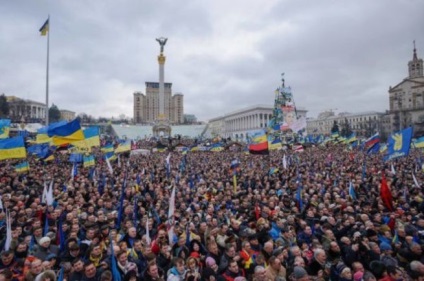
[60,109,76,121]
[389,43,424,135]
[306,110,387,137]
[208,105,307,140]
[133,82,184,124]
[7,96,46,123]
[183,114,198,124]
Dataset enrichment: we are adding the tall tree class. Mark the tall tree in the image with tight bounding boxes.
[49,104,61,123]
[340,118,353,137]
[0,94,9,118]
[331,120,339,134]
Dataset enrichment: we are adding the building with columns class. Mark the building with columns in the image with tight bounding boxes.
[388,43,424,136]
[60,109,76,121]
[207,105,307,140]
[133,83,184,124]
[7,96,46,123]
[306,110,389,137]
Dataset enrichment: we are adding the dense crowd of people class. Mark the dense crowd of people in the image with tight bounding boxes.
[0,139,423,281]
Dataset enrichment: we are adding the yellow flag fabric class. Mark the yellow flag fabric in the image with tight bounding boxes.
[39,19,49,36]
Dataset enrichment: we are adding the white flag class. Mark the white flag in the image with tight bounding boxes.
[413,173,421,188]
[167,186,176,246]
[46,180,54,206]
[4,210,12,251]
[42,182,48,204]
[391,164,396,175]
[118,155,121,168]
[105,156,113,175]
[283,154,287,170]
[0,196,3,210]
[146,218,151,246]
[71,163,75,180]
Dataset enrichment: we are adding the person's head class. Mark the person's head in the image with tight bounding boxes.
[269,256,281,271]
[30,259,43,275]
[0,251,14,266]
[340,267,353,280]
[173,257,186,274]
[100,270,112,281]
[225,244,236,257]
[254,266,267,281]
[206,257,218,272]
[128,227,137,238]
[352,262,364,273]
[72,258,84,272]
[117,250,128,265]
[39,236,51,248]
[387,266,403,281]
[314,249,326,264]
[293,266,310,281]
[84,262,97,278]
[362,271,377,281]
[39,270,56,281]
[228,259,239,274]
[294,256,305,267]
[147,262,160,278]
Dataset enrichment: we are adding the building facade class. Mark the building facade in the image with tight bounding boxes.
[60,109,76,121]
[389,44,424,136]
[7,96,46,123]
[133,82,184,124]
[306,110,387,137]
[208,105,307,140]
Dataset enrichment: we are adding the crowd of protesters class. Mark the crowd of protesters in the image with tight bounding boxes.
[0,139,423,281]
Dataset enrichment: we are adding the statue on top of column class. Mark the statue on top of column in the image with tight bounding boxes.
[156,37,168,53]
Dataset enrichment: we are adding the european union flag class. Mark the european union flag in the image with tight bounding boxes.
[384,127,413,161]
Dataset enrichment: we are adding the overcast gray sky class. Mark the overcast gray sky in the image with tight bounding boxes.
[1,0,423,122]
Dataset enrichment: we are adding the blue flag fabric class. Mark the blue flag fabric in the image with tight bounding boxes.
[384,127,413,161]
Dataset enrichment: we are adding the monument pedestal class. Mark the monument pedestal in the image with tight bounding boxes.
[153,114,171,137]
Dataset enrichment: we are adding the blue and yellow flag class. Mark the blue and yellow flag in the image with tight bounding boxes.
[15,161,29,173]
[413,136,424,148]
[36,121,67,144]
[268,136,282,151]
[115,141,131,154]
[83,155,95,168]
[101,144,114,153]
[384,127,412,161]
[72,127,100,151]
[47,119,84,146]
[39,18,49,36]
[0,136,27,160]
[0,119,11,139]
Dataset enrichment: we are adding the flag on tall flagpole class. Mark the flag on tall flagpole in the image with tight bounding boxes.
[105,156,113,175]
[165,153,171,178]
[40,16,50,125]
[283,154,287,170]
[39,18,49,36]
[46,180,54,206]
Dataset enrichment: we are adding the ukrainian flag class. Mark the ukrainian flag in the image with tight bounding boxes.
[0,119,11,139]
[346,133,357,144]
[413,136,424,148]
[83,155,95,168]
[39,18,49,36]
[105,151,116,161]
[331,131,339,139]
[101,144,114,153]
[73,127,101,150]
[47,119,85,146]
[0,136,27,160]
[15,161,29,173]
[36,121,67,144]
[115,141,131,154]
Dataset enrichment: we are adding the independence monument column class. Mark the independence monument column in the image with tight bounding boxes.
[156,37,167,120]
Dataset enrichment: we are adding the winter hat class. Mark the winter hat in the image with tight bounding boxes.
[202,268,216,280]
[205,257,216,267]
[379,242,392,251]
[354,271,364,281]
[39,237,51,245]
[293,266,308,280]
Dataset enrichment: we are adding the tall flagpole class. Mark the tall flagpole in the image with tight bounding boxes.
[45,15,50,126]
